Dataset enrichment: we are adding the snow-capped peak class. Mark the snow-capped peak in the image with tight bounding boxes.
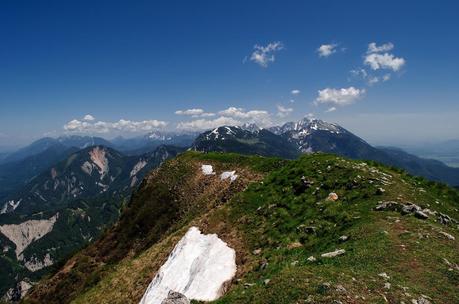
[205,126,241,140]
[146,131,171,141]
[271,117,343,135]
[240,123,261,133]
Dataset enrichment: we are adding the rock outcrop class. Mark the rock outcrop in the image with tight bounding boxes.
[0,213,58,258]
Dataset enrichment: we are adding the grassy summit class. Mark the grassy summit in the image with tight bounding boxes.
[24,152,459,304]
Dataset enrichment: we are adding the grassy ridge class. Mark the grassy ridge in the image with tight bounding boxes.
[24,152,459,304]
[215,154,459,303]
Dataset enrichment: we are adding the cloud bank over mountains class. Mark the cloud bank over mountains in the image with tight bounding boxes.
[61,41,407,135]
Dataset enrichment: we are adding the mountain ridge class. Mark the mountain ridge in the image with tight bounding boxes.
[190,118,459,186]
[22,151,459,304]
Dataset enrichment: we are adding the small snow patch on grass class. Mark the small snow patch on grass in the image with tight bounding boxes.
[201,164,215,175]
[220,171,238,182]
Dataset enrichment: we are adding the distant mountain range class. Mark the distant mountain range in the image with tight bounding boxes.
[1,117,458,301]
[0,145,183,299]
[191,118,459,187]
[401,139,459,168]
[110,131,197,155]
[0,136,114,165]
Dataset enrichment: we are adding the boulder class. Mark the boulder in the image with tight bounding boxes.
[161,291,190,304]
[414,210,429,219]
[326,192,339,201]
[338,235,349,242]
[375,201,400,211]
[439,231,455,240]
[401,203,421,215]
[321,249,345,258]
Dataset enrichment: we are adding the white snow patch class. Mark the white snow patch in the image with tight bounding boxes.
[220,171,238,182]
[201,165,215,175]
[130,160,148,177]
[0,214,58,259]
[139,226,236,304]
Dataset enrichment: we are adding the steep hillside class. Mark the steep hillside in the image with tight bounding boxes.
[0,145,78,202]
[24,152,459,304]
[0,145,183,301]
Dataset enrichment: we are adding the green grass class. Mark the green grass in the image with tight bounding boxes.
[24,152,459,304]
[213,153,459,303]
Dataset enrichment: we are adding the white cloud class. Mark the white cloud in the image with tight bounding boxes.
[291,89,300,95]
[276,105,293,118]
[364,53,405,71]
[367,42,394,54]
[325,107,337,113]
[83,114,95,121]
[176,106,273,131]
[368,76,379,85]
[175,108,204,116]
[382,74,391,82]
[249,42,284,67]
[175,108,215,118]
[217,107,271,126]
[315,87,365,107]
[317,44,337,57]
[64,118,167,133]
[349,68,368,79]
[176,116,241,131]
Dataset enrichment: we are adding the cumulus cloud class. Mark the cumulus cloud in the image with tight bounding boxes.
[83,114,95,121]
[276,105,293,118]
[349,67,393,86]
[314,87,365,107]
[176,116,241,131]
[218,107,271,125]
[249,42,284,67]
[367,42,394,54]
[367,76,379,85]
[364,53,405,71]
[291,89,300,95]
[64,118,167,133]
[176,106,274,131]
[175,108,215,118]
[325,107,337,113]
[349,68,368,79]
[317,44,338,57]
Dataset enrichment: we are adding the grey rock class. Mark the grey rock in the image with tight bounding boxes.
[297,225,317,234]
[321,249,345,258]
[438,212,458,225]
[413,296,432,304]
[375,201,400,211]
[307,256,317,262]
[161,291,190,304]
[401,203,421,215]
[414,210,429,219]
[339,235,349,242]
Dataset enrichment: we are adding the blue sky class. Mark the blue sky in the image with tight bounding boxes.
[1,0,458,148]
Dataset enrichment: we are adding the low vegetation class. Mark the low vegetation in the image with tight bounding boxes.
[23,152,459,304]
